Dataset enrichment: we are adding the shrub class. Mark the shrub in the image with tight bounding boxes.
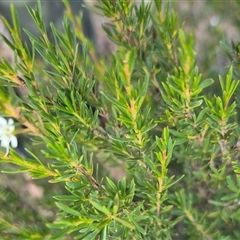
[0,0,240,239]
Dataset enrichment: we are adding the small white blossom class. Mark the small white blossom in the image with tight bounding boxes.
[0,117,18,156]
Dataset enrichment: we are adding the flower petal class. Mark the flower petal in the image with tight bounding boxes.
[0,117,7,126]
[8,125,15,132]
[8,118,14,125]
[1,137,10,148]
[10,135,18,148]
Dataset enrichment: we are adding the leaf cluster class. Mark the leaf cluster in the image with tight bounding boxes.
[0,0,240,239]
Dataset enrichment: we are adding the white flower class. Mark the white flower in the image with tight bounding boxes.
[0,117,18,156]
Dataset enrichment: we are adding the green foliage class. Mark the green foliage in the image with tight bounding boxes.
[0,0,240,239]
